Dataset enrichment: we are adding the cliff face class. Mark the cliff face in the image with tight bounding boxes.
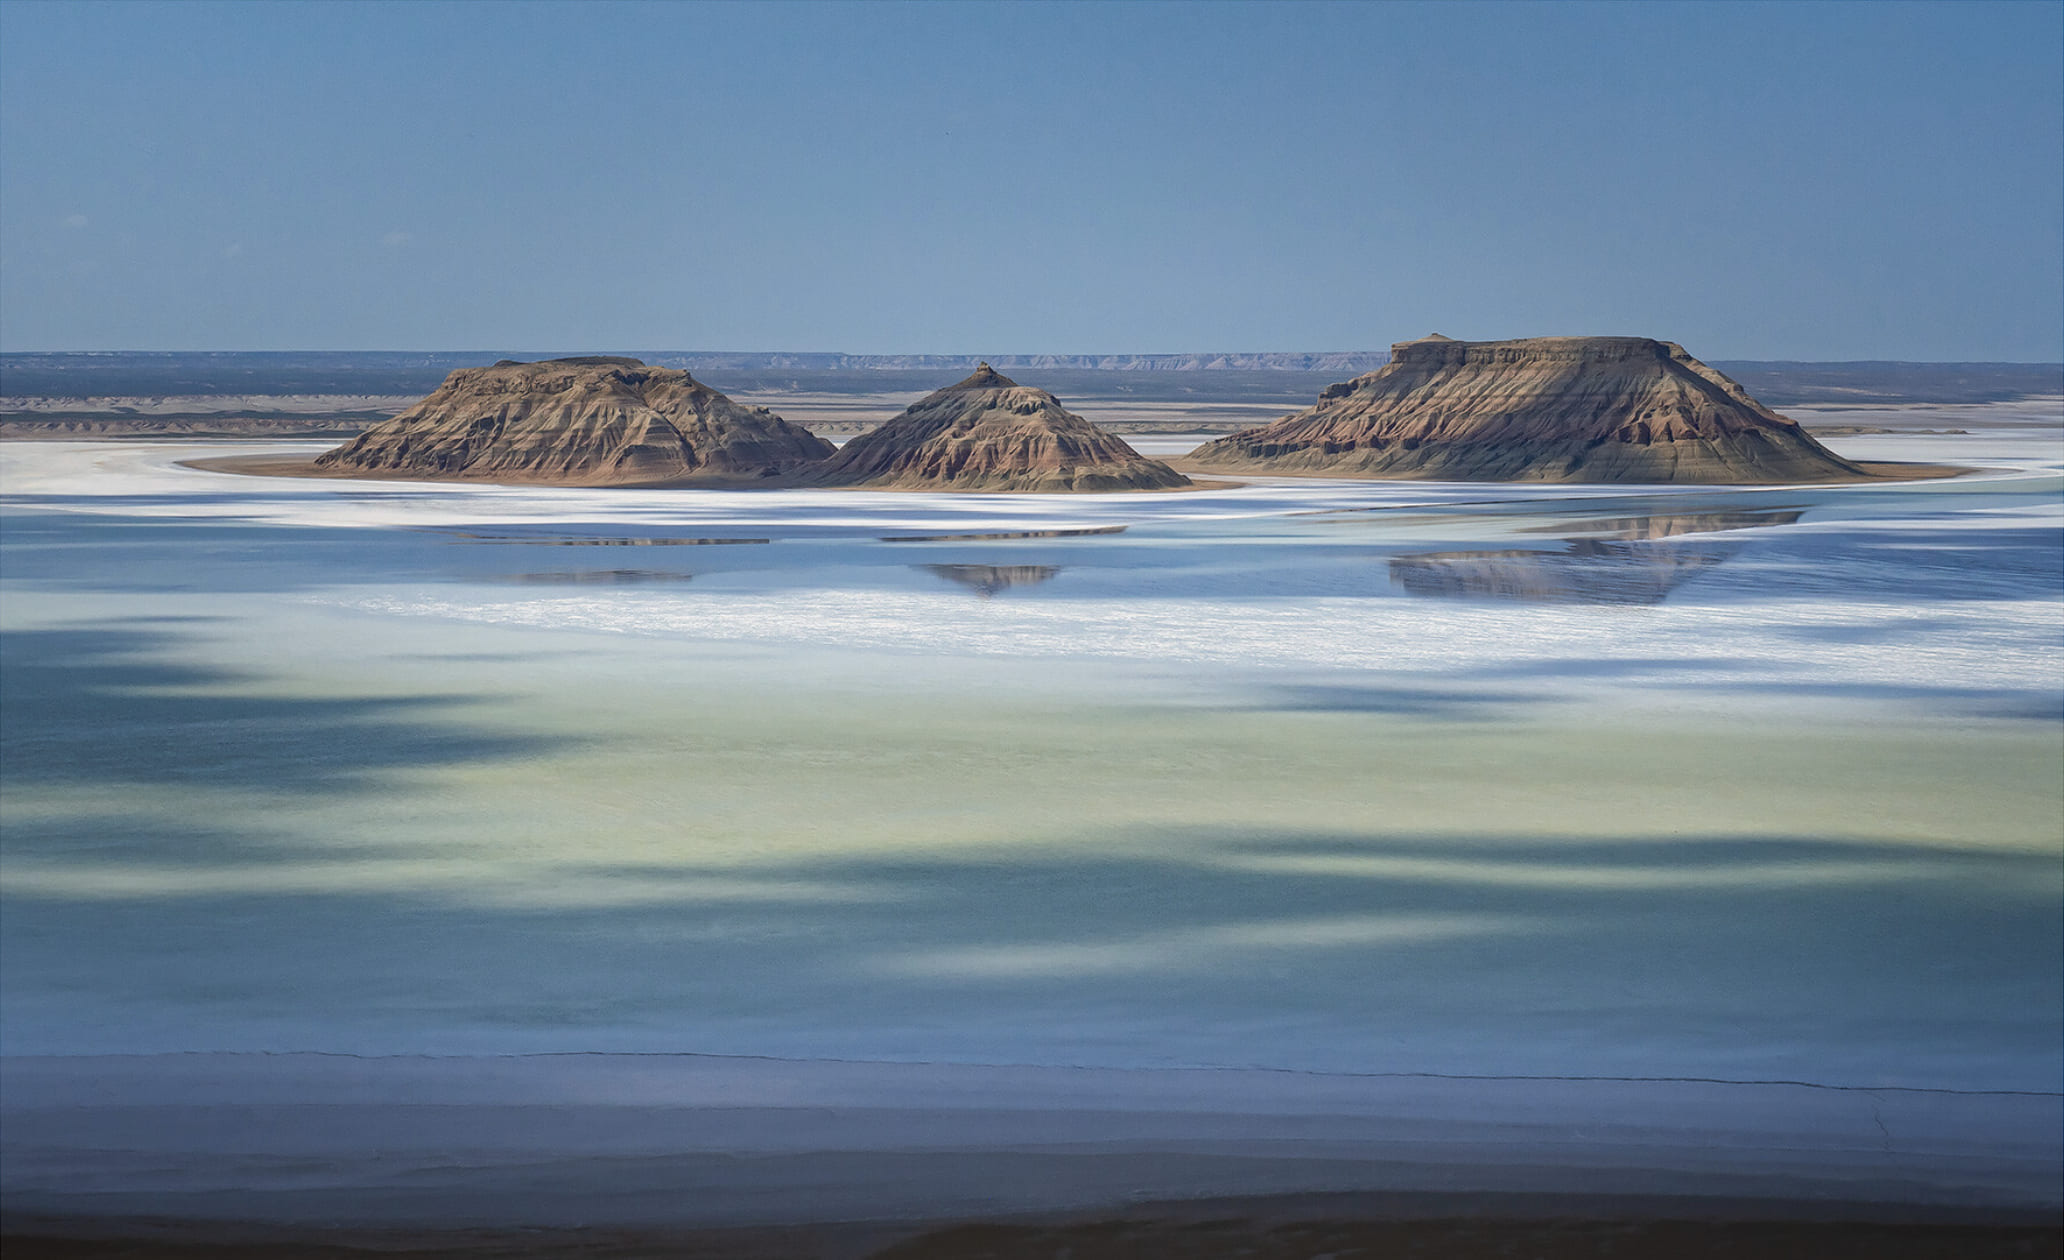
[313,357,833,485]
[1187,336,1870,484]
[810,364,1190,491]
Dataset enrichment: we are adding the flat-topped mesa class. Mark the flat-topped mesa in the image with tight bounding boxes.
[809,363,1190,491]
[313,357,834,485]
[1188,335,1871,484]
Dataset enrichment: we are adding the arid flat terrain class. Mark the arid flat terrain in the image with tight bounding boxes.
[5,353,2056,442]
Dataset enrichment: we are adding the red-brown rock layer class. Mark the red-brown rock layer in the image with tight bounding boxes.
[810,364,1189,491]
[1187,335,1870,484]
[314,357,833,485]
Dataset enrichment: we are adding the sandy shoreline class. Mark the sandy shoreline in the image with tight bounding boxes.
[176,450,1972,491]
[173,452,1251,492]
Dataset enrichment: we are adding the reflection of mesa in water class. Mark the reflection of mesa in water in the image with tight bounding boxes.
[435,531,771,546]
[1391,541,1731,606]
[881,525,1125,543]
[1518,508,1804,540]
[1392,508,1804,604]
[922,564,1062,596]
[498,570,694,585]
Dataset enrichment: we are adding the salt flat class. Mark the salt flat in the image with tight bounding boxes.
[2,405,2058,1223]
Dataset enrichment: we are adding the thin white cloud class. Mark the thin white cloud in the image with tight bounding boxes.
[62,213,87,229]
[222,243,244,258]
[381,229,413,248]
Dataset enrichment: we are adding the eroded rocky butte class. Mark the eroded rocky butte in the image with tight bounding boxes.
[1187,335,1870,484]
[314,357,833,485]
[809,365,1189,491]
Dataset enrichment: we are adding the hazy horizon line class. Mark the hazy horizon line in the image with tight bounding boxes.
[6,349,2061,368]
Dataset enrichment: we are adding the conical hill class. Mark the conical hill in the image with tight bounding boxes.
[314,357,834,485]
[809,364,1189,491]
[1187,335,1869,484]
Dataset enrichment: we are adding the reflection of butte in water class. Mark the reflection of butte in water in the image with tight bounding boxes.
[921,564,1062,597]
[1390,509,1803,606]
[499,569,695,585]
[1519,508,1808,540]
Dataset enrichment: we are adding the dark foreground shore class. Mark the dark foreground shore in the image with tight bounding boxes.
[7,1056,2058,1258]
[8,1196,2059,1260]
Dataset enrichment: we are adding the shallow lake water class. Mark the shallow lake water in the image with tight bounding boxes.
[2,418,2059,1092]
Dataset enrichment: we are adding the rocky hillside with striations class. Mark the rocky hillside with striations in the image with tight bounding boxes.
[809,364,1189,491]
[1187,335,1871,484]
[313,357,833,485]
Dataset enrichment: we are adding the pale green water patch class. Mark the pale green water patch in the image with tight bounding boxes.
[8,609,2058,905]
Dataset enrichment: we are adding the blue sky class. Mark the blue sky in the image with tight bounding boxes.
[2,0,2058,358]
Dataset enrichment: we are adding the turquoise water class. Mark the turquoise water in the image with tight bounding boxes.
[2,433,2059,1090]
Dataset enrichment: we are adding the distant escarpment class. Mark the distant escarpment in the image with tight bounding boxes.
[313,357,833,485]
[1187,336,1872,484]
[808,365,1189,491]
